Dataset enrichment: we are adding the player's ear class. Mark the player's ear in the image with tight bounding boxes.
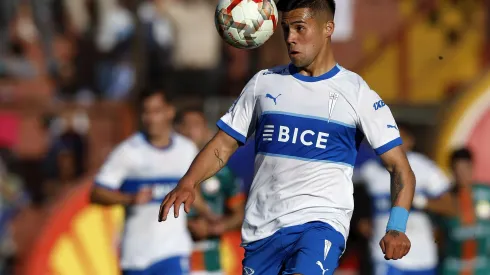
[325,20,334,38]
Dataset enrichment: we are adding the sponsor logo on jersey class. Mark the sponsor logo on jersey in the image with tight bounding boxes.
[262,124,329,149]
[262,67,288,75]
[373,100,386,111]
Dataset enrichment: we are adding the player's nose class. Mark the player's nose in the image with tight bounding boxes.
[286,33,296,45]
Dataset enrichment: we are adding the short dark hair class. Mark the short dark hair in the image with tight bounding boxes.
[277,0,336,17]
[450,147,473,166]
[174,106,205,125]
[138,89,171,106]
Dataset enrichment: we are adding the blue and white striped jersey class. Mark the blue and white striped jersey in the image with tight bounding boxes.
[95,132,197,270]
[218,64,402,244]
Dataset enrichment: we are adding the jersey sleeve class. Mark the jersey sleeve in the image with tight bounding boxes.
[423,161,451,198]
[357,86,402,155]
[94,144,130,190]
[217,72,260,144]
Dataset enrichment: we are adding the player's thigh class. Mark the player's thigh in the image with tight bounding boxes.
[150,256,190,275]
[242,234,287,275]
[283,222,345,275]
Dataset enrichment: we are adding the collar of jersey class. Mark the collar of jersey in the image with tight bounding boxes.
[139,131,174,151]
[289,63,341,82]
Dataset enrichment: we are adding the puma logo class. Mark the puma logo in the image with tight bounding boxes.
[266,93,282,105]
[316,261,329,275]
[387,124,398,130]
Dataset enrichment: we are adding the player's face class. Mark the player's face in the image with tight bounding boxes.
[281,8,333,68]
[178,112,209,148]
[141,93,174,137]
[452,159,473,185]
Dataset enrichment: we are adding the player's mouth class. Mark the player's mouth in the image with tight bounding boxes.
[289,50,300,56]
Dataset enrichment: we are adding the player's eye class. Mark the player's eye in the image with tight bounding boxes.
[296,26,305,32]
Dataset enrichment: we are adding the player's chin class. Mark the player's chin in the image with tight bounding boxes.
[289,57,304,67]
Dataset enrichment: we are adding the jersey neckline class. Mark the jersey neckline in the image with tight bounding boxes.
[139,131,174,151]
[289,63,341,82]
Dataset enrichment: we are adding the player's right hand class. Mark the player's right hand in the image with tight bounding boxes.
[158,183,195,222]
[132,187,153,205]
[379,230,411,260]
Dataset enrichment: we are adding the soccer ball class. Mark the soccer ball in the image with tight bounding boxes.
[215,0,278,49]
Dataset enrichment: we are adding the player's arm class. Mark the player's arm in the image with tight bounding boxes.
[180,131,240,190]
[158,131,239,221]
[90,186,133,205]
[90,144,152,206]
[412,161,457,217]
[379,146,416,222]
[413,192,457,217]
[159,71,260,222]
[378,145,415,260]
[357,84,414,260]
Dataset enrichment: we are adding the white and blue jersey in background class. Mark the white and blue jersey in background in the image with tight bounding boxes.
[95,133,197,273]
[217,64,402,274]
[360,152,450,275]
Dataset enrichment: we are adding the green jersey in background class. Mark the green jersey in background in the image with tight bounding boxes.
[439,183,490,275]
[188,167,244,274]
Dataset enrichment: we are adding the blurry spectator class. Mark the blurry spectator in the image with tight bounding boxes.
[437,148,490,275]
[175,106,245,275]
[42,110,89,201]
[139,0,176,89]
[359,124,456,275]
[0,151,26,275]
[95,0,175,100]
[0,0,58,77]
[164,0,224,97]
[95,0,135,100]
[0,41,36,79]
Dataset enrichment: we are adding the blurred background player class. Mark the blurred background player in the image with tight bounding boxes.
[90,89,210,275]
[359,124,457,275]
[175,107,245,275]
[437,148,490,275]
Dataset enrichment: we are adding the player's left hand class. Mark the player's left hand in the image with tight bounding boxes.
[379,230,411,260]
[158,183,195,222]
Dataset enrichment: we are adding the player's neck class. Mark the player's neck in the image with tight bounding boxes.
[148,131,172,148]
[299,49,336,77]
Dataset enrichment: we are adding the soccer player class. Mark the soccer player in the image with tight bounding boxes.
[90,89,213,275]
[438,148,490,275]
[158,0,416,274]
[359,124,456,275]
[176,107,246,275]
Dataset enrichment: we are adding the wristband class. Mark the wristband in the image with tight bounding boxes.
[386,206,409,233]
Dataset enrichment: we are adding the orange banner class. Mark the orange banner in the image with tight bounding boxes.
[20,183,243,275]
